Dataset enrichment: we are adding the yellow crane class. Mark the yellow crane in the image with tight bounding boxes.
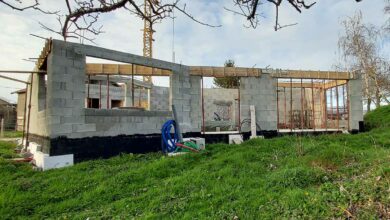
[142,0,153,83]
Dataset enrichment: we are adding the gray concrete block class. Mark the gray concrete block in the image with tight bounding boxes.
[73,123,96,133]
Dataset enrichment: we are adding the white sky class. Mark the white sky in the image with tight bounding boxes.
[0,0,389,102]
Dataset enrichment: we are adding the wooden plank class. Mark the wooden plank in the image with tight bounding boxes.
[278,80,348,89]
[271,70,352,80]
[278,82,323,88]
[86,63,172,76]
[190,66,261,77]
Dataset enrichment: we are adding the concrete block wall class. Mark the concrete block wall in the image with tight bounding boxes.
[29,40,201,143]
[44,40,90,139]
[240,74,277,131]
[203,88,238,127]
[27,73,49,137]
[84,109,171,136]
[150,86,169,111]
[348,76,364,130]
[170,67,201,133]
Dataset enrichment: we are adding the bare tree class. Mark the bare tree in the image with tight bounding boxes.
[1,0,366,42]
[338,11,390,111]
[385,0,390,32]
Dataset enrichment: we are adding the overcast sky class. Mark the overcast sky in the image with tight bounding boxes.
[0,0,388,103]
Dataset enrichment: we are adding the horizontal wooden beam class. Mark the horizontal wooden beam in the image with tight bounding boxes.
[86,63,172,76]
[190,66,262,77]
[269,70,353,80]
[277,80,348,89]
[278,82,323,88]
[323,80,347,89]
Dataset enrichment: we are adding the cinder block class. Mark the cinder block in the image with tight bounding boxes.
[73,123,96,133]
[50,124,73,135]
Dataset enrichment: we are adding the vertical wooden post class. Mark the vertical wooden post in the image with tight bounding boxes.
[201,76,205,134]
[300,78,304,130]
[336,80,340,130]
[0,118,4,138]
[284,87,286,128]
[330,86,333,128]
[132,64,135,107]
[87,75,90,108]
[25,73,33,148]
[21,83,28,143]
[290,78,293,132]
[347,81,350,131]
[311,79,315,131]
[99,80,102,109]
[322,80,328,131]
[276,79,279,130]
[238,78,241,131]
[106,74,110,109]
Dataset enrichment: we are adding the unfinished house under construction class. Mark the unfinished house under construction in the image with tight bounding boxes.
[21,40,363,166]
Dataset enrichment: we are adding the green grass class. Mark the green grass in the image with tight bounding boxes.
[364,105,390,130]
[0,105,390,219]
[1,131,23,138]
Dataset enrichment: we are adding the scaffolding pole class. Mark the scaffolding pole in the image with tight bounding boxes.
[25,74,33,148]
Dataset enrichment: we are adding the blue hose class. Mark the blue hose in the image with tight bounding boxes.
[161,120,179,153]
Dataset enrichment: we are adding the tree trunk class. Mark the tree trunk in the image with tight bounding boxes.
[367,97,371,112]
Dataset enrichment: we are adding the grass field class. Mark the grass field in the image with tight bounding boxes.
[1,131,23,138]
[0,106,390,219]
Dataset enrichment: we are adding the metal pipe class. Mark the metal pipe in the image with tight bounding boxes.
[107,75,110,109]
[0,70,46,74]
[21,83,28,144]
[201,77,205,134]
[311,79,315,130]
[0,75,30,84]
[25,74,34,148]
[336,80,340,130]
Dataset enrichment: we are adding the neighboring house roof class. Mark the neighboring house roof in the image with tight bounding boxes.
[0,96,15,105]
[11,88,26,94]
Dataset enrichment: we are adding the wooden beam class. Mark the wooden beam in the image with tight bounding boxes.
[277,80,348,89]
[270,70,353,80]
[278,82,323,88]
[190,66,261,77]
[323,80,347,89]
[86,63,172,76]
